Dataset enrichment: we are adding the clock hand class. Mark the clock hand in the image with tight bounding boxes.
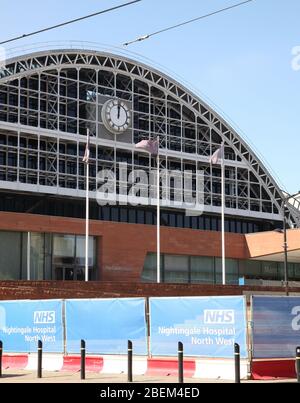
[117,102,121,119]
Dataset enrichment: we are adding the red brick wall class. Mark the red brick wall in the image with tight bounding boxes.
[1,281,300,300]
[0,212,248,282]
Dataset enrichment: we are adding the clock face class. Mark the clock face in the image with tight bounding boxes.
[101,99,131,134]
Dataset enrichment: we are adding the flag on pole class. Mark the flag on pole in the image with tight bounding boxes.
[209,143,225,165]
[135,138,159,155]
[83,130,90,164]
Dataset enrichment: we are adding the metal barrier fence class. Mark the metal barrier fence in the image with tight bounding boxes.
[0,295,300,381]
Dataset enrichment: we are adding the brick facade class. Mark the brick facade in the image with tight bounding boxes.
[0,212,298,283]
[0,212,247,282]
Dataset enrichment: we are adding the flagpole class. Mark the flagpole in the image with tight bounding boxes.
[221,142,226,286]
[85,130,90,282]
[157,136,161,284]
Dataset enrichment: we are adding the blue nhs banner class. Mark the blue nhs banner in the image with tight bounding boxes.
[65,298,147,355]
[0,300,63,353]
[252,296,300,359]
[150,297,247,358]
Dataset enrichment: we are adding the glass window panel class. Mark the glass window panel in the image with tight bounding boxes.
[236,221,242,233]
[191,217,198,230]
[53,234,75,264]
[102,206,110,221]
[205,217,211,230]
[30,233,44,280]
[230,220,236,233]
[199,216,205,230]
[295,264,300,280]
[137,210,145,224]
[211,218,218,231]
[278,263,295,281]
[216,258,239,285]
[184,216,190,229]
[128,209,136,224]
[111,207,119,222]
[44,233,52,280]
[145,211,153,225]
[242,222,248,234]
[191,256,214,284]
[120,208,128,223]
[169,214,176,227]
[0,231,21,280]
[21,233,28,280]
[289,263,295,280]
[261,261,278,280]
[177,214,183,228]
[164,255,189,284]
[239,260,262,279]
[141,253,158,283]
[75,236,95,266]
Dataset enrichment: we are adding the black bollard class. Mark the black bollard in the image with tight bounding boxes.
[178,342,184,384]
[0,341,2,378]
[234,343,241,384]
[37,340,43,379]
[128,340,133,383]
[296,347,300,383]
[81,340,86,380]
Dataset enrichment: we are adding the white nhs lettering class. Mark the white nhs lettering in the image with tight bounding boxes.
[204,310,235,324]
[33,311,55,324]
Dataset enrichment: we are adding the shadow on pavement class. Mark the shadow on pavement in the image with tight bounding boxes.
[0,374,28,379]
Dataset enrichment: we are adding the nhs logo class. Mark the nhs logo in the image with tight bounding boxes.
[204,310,235,325]
[34,311,56,324]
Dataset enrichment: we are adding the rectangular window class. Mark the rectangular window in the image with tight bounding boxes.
[137,210,145,224]
[164,255,189,284]
[239,260,262,279]
[102,206,110,221]
[169,214,176,227]
[0,231,22,280]
[141,253,157,283]
[205,217,211,230]
[294,264,300,280]
[191,217,198,230]
[120,208,128,223]
[216,258,239,285]
[53,234,97,281]
[75,236,95,266]
[128,209,136,224]
[111,207,119,222]
[177,214,183,228]
[278,263,295,281]
[261,261,278,280]
[30,233,45,280]
[191,256,214,284]
[184,216,191,229]
[211,218,218,231]
[242,222,248,234]
[53,234,75,265]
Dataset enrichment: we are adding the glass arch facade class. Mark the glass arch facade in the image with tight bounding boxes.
[0,49,298,231]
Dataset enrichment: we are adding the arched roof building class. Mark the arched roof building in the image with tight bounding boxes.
[0,49,299,284]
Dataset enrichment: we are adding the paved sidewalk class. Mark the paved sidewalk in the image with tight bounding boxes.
[0,370,296,383]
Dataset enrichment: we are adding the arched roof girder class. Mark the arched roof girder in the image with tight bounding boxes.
[0,49,298,227]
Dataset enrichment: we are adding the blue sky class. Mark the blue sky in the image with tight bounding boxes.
[1,0,300,193]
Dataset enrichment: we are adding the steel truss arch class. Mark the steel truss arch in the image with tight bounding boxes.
[0,49,298,228]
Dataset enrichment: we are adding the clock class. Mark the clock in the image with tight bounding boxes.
[101,99,131,134]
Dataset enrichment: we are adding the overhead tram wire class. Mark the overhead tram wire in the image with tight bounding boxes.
[0,0,142,46]
[123,0,255,46]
